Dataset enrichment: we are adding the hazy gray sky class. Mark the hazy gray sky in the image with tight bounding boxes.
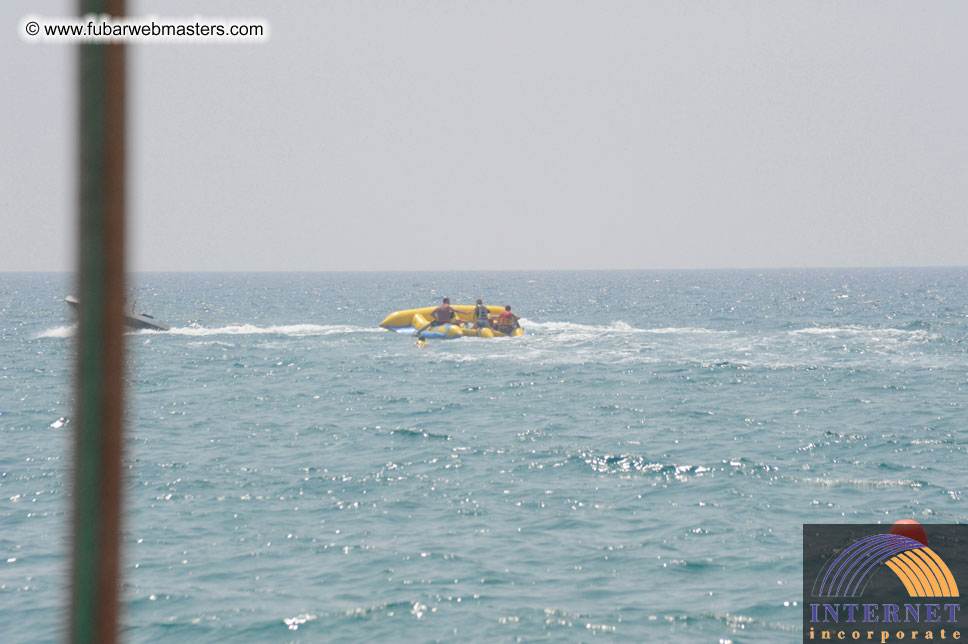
[4,1,967,271]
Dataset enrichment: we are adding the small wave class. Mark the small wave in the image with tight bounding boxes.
[35,325,75,339]
[160,324,382,337]
[638,326,732,335]
[282,613,317,631]
[797,476,922,489]
[517,320,603,334]
[388,427,451,440]
[574,451,712,477]
[707,611,800,634]
[790,325,938,341]
[571,452,783,480]
[336,600,418,620]
[582,453,673,474]
[900,320,932,330]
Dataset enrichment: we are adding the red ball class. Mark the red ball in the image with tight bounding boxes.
[890,519,928,547]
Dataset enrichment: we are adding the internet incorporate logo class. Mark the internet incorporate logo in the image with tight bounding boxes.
[803,524,966,643]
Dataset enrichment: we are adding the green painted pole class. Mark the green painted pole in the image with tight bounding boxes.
[72,1,126,643]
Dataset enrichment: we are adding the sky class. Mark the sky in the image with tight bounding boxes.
[3,1,967,272]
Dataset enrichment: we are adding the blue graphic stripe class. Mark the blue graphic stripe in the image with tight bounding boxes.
[818,535,883,596]
[840,538,919,596]
[817,534,923,597]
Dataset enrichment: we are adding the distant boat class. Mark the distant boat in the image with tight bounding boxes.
[64,296,170,331]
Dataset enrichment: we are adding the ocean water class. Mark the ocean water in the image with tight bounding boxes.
[1,269,966,643]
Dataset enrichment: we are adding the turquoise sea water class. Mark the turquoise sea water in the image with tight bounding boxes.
[1,269,967,643]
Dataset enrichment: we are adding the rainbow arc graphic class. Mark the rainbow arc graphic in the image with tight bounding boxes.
[814,534,959,598]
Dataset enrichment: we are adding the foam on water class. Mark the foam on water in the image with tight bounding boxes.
[526,319,731,337]
[34,324,75,339]
[161,323,383,336]
[34,323,383,339]
[789,324,941,342]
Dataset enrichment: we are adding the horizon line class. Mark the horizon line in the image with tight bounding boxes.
[2,265,967,274]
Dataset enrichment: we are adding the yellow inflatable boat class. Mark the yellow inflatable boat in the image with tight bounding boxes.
[380,305,525,339]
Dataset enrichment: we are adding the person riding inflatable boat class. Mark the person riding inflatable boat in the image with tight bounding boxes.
[380,300,525,339]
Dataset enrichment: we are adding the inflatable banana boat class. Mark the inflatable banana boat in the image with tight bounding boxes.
[380,305,525,339]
